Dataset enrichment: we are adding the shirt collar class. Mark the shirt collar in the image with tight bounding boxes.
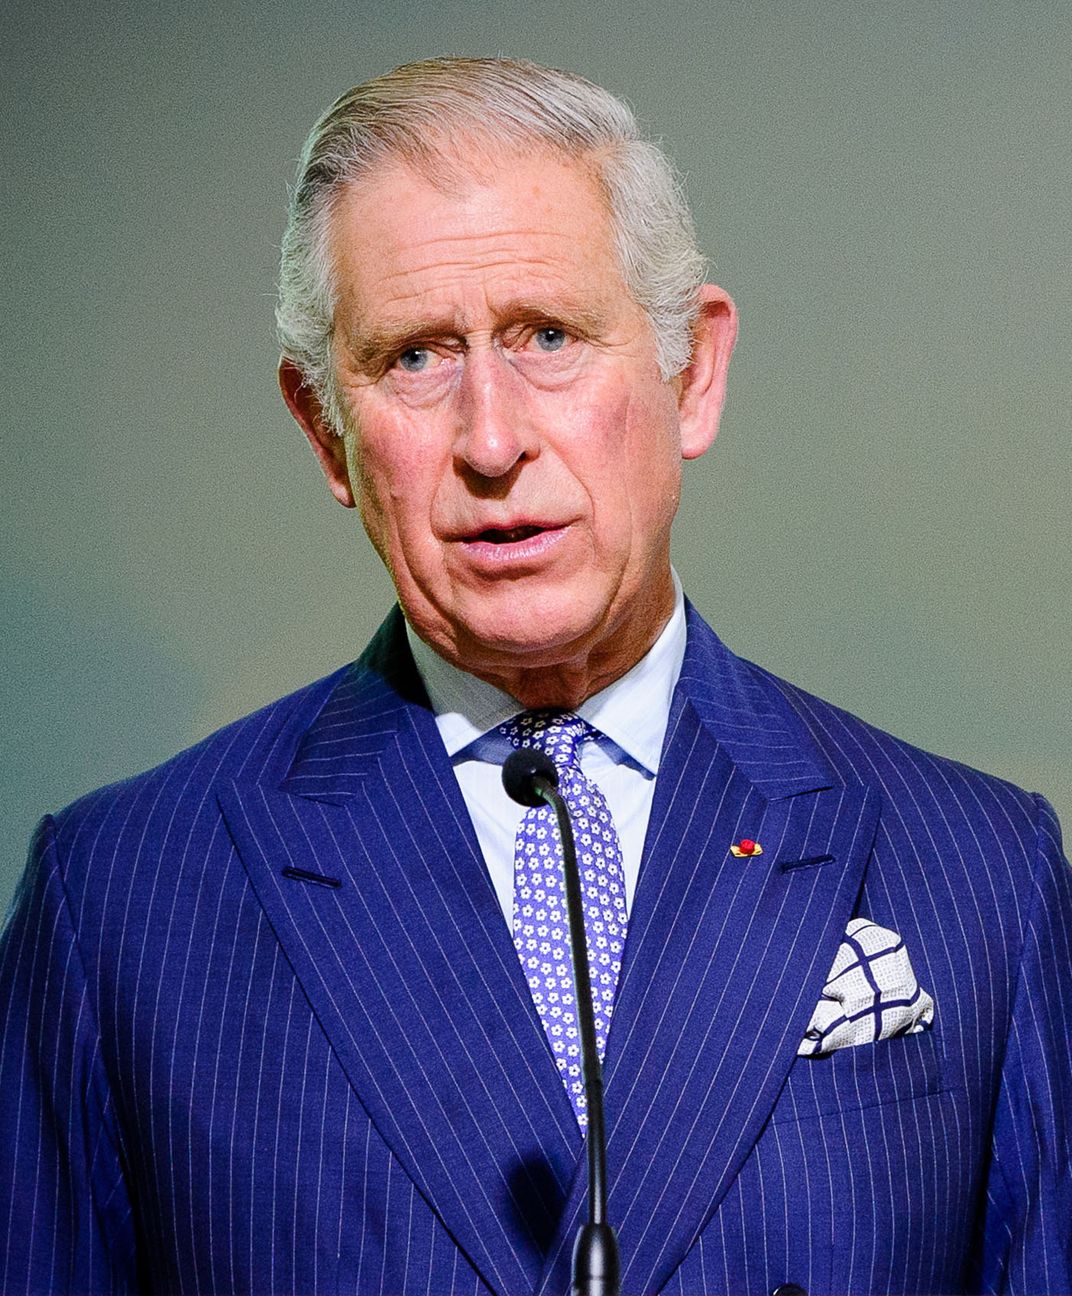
[406,570,687,777]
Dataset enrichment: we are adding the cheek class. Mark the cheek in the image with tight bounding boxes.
[349,411,441,540]
[615,388,684,516]
[346,442,392,566]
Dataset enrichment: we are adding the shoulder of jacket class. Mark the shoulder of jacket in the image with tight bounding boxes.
[741,655,1040,821]
[48,662,354,848]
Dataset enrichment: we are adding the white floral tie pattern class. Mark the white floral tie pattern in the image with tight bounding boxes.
[500,710,628,1128]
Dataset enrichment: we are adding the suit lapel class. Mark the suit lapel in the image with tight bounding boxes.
[221,607,881,1295]
[537,611,879,1295]
[219,613,581,1296]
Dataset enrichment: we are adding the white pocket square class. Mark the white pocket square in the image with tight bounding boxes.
[799,918,935,1057]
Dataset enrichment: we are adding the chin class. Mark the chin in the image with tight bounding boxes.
[466,616,589,658]
[460,598,613,667]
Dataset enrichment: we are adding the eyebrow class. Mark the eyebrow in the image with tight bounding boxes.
[345,298,610,372]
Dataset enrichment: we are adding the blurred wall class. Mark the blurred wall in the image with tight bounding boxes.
[3,0,1069,910]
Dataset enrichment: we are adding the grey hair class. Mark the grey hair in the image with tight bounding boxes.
[276,56,707,433]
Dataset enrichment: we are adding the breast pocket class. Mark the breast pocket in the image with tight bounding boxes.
[769,1028,945,1125]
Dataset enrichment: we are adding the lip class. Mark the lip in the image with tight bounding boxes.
[457,523,572,570]
[449,515,566,542]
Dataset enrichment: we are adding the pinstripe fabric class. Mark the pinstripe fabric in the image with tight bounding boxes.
[1,604,1069,1294]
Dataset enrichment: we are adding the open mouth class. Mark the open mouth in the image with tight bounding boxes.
[475,525,545,544]
[457,522,569,567]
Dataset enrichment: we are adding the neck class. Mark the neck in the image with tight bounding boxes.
[459,588,677,710]
[483,662,638,711]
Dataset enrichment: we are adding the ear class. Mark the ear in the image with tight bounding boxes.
[676,284,738,461]
[278,357,356,508]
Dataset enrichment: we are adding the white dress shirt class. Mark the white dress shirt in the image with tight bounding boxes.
[406,574,687,927]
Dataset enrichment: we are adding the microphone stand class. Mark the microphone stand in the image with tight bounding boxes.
[503,751,621,1296]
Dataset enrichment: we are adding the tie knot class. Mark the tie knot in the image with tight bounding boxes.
[499,710,592,771]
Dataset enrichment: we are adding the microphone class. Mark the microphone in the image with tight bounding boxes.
[502,749,621,1296]
[501,748,558,806]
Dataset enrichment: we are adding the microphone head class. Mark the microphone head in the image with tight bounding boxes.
[502,749,558,807]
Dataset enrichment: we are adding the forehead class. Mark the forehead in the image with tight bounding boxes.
[326,148,631,326]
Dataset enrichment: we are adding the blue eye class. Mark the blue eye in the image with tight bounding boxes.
[397,347,431,372]
[534,328,567,352]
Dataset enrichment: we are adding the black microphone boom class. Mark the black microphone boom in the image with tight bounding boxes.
[501,748,621,1296]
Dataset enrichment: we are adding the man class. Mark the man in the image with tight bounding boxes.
[1,56,1068,1296]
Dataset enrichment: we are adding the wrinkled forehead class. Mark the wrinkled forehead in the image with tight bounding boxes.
[324,144,629,333]
[334,129,611,225]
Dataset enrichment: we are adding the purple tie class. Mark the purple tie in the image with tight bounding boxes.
[500,711,628,1128]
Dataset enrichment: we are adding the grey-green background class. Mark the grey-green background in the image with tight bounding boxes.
[3,1,1069,913]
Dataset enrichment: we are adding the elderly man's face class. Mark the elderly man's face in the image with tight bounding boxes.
[285,148,735,701]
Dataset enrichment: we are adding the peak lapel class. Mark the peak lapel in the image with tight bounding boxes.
[220,613,581,1295]
[537,612,879,1295]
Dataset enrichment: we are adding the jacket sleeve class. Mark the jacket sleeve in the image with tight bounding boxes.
[976,793,1072,1294]
[0,816,139,1293]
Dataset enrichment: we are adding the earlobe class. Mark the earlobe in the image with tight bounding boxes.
[677,285,738,461]
[277,357,356,508]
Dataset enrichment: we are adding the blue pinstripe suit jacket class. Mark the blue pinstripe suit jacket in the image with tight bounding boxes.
[2,605,1069,1295]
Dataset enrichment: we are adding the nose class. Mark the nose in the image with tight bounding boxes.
[454,347,536,480]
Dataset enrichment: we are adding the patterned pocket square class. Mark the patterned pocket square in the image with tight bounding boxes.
[799,918,935,1056]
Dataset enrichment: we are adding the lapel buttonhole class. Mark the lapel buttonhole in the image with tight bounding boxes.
[778,853,836,873]
[281,865,343,889]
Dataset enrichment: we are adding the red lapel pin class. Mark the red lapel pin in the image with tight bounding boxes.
[730,838,763,858]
